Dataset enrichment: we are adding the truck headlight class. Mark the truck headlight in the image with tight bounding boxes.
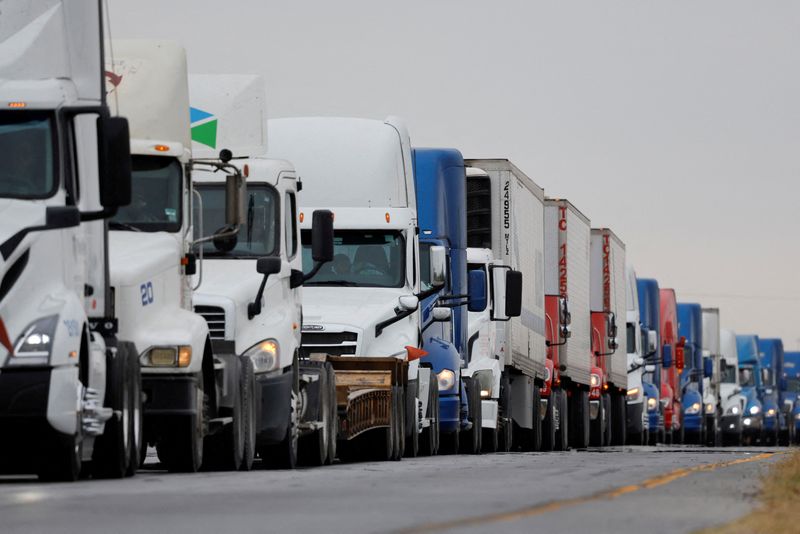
[705,403,715,414]
[725,405,740,416]
[794,413,800,421]
[749,405,760,415]
[590,373,600,387]
[437,369,456,391]
[685,402,701,415]
[245,339,280,373]
[647,397,658,412]
[627,387,641,401]
[10,316,59,365]
[144,346,192,367]
[765,408,776,418]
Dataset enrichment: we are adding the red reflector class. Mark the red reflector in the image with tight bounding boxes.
[0,318,14,354]
[405,346,428,361]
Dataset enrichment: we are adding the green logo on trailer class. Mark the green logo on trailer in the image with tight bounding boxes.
[190,107,217,148]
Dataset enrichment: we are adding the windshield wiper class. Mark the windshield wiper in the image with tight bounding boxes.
[307,280,360,287]
[109,221,142,232]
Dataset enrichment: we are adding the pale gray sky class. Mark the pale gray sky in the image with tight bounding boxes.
[108,0,800,348]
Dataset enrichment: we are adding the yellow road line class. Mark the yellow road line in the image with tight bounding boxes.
[397,452,776,533]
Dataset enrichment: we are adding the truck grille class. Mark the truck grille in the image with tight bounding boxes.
[195,305,226,340]
[301,331,358,358]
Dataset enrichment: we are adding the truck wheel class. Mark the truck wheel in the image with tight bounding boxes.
[204,359,245,471]
[541,394,555,452]
[299,363,330,467]
[611,393,626,446]
[460,378,482,454]
[554,389,569,451]
[419,373,438,456]
[159,411,204,473]
[498,374,512,452]
[239,356,256,470]
[590,396,604,448]
[38,433,82,482]
[482,425,499,453]
[404,384,419,458]
[93,344,133,478]
[325,364,337,464]
[603,394,612,446]
[124,343,142,477]
[393,386,405,460]
[517,384,542,452]
[569,390,589,449]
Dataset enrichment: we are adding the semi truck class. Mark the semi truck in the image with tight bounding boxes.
[625,266,649,445]
[189,74,337,468]
[701,307,722,446]
[107,42,253,472]
[637,279,664,444]
[719,328,744,446]
[0,0,141,481]
[414,149,496,455]
[677,303,705,444]
[782,351,800,444]
[589,228,626,446]
[543,199,592,450]
[268,117,440,462]
[757,338,785,445]
[736,334,764,445]
[463,160,544,452]
[659,288,683,444]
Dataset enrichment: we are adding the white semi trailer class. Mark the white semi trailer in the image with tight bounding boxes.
[107,42,252,472]
[0,0,140,481]
[268,117,441,461]
[463,160,546,452]
[190,75,336,468]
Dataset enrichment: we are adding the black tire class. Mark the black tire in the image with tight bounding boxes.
[498,374,512,452]
[570,390,590,449]
[603,394,612,446]
[590,396,604,447]
[628,432,643,446]
[460,378,482,454]
[440,428,460,455]
[405,382,419,458]
[204,359,245,471]
[554,389,569,451]
[482,426,499,453]
[419,372,438,456]
[38,433,82,482]
[611,393,626,446]
[239,356,256,470]
[298,363,330,467]
[392,386,404,461]
[159,411,204,473]
[124,343,142,477]
[541,393,556,452]
[260,396,298,469]
[93,344,133,478]
[517,384,542,452]
[326,364,337,464]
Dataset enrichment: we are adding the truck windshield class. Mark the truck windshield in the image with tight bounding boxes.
[0,113,55,199]
[739,366,755,387]
[720,360,737,383]
[111,156,182,232]
[194,184,279,257]
[302,230,405,288]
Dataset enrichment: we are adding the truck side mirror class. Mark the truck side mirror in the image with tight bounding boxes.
[663,344,673,368]
[248,256,282,319]
[432,307,452,322]
[96,116,132,209]
[703,357,713,378]
[675,345,685,370]
[644,363,656,373]
[429,245,447,288]
[504,270,522,318]
[46,206,80,229]
[225,169,247,226]
[311,210,334,263]
[467,269,487,312]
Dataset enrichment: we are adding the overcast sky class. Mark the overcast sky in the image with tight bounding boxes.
[108,0,800,349]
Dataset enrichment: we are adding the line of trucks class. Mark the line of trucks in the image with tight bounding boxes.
[0,1,795,482]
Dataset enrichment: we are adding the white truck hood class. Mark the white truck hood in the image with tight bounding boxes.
[109,231,182,287]
[196,258,261,305]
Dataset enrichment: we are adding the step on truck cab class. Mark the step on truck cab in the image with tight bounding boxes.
[543,199,593,450]
[719,328,744,445]
[0,0,141,481]
[637,279,664,444]
[268,117,438,462]
[781,351,800,444]
[757,338,785,445]
[107,42,251,472]
[414,150,496,455]
[589,228,626,446]
[701,308,722,446]
[189,75,336,468]
[677,303,705,444]
[463,160,544,452]
[659,288,684,444]
[736,334,764,445]
[625,266,649,445]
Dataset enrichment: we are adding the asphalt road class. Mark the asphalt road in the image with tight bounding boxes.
[0,446,784,534]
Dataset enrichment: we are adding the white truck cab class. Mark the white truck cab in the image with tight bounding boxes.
[625,265,648,444]
[719,328,744,445]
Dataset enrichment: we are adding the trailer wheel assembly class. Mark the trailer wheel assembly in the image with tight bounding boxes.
[298,362,331,467]
[404,383,419,458]
[125,343,143,477]
[158,385,206,473]
[554,389,569,451]
[498,374,512,452]
[569,390,589,450]
[611,393,626,446]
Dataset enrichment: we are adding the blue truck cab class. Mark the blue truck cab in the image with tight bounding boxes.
[758,338,787,445]
[782,351,800,444]
[677,303,705,443]
[413,148,484,454]
[736,335,764,443]
[637,278,663,444]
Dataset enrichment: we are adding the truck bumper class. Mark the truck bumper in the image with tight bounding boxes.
[142,373,200,417]
[626,401,644,435]
[763,416,777,431]
[0,368,70,472]
[683,413,703,432]
[254,370,292,444]
[721,415,742,436]
[743,415,762,437]
[648,410,662,433]
[439,392,460,434]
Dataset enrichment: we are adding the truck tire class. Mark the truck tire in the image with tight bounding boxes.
[158,384,206,474]
[541,393,556,452]
[570,390,590,449]
[405,383,419,458]
[611,393,626,446]
[260,393,298,469]
[298,363,331,467]
[498,374,512,452]
[326,364,337,464]
[239,356,256,470]
[554,389,569,451]
[204,359,245,471]
[93,343,133,478]
[419,372,438,456]
[460,378,482,454]
[394,386,405,460]
[603,394,613,446]
[124,343,143,477]
[517,384,542,452]
[38,433,82,482]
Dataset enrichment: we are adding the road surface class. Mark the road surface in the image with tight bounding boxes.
[0,445,783,534]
